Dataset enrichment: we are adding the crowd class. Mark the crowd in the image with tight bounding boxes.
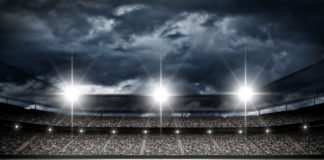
[0,129,32,155]
[181,134,222,155]
[117,118,147,127]
[103,134,142,155]
[249,134,301,155]
[291,133,324,155]
[214,134,262,155]
[148,117,177,128]
[19,134,74,155]
[0,130,323,155]
[144,134,180,155]
[58,134,108,155]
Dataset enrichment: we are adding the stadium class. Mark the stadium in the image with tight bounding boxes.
[1,0,324,159]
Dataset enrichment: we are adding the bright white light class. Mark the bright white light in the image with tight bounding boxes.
[153,87,169,104]
[79,129,84,133]
[14,124,19,129]
[266,129,270,133]
[175,130,180,134]
[111,130,116,134]
[64,86,80,103]
[207,130,212,134]
[238,130,243,134]
[238,86,254,102]
[48,127,52,132]
[143,130,148,134]
[303,125,308,130]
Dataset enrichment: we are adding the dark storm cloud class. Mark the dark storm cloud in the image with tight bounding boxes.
[0,0,324,110]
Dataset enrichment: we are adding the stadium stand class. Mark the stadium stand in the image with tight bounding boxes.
[102,134,142,155]
[0,102,324,156]
[144,134,181,155]
[0,129,323,156]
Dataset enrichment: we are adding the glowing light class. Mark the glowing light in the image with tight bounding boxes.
[207,130,212,134]
[111,130,116,134]
[153,87,169,104]
[238,130,243,134]
[238,86,254,102]
[64,86,80,103]
[266,129,270,133]
[175,130,180,134]
[143,130,148,134]
[303,125,308,130]
[14,124,19,129]
[79,129,84,133]
[48,127,52,132]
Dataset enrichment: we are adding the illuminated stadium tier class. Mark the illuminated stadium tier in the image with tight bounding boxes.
[0,128,323,156]
[1,100,324,157]
[0,102,324,156]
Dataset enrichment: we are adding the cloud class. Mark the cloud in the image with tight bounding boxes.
[0,0,324,111]
[114,4,146,16]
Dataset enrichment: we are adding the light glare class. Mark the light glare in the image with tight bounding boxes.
[153,87,169,104]
[64,86,80,103]
[238,86,254,102]
[303,125,308,130]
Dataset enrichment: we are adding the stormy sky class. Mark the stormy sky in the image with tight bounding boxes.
[0,0,324,111]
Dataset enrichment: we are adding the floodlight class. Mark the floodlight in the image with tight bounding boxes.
[238,130,243,134]
[175,129,180,134]
[111,129,116,134]
[14,124,19,129]
[48,127,52,132]
[303,125,308,130]
[153,87,169,104]
[79,129,84,133]
[238,86,254,102]
[143,130,148,134]
[64,86,80,103]
[207,130,212,134]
